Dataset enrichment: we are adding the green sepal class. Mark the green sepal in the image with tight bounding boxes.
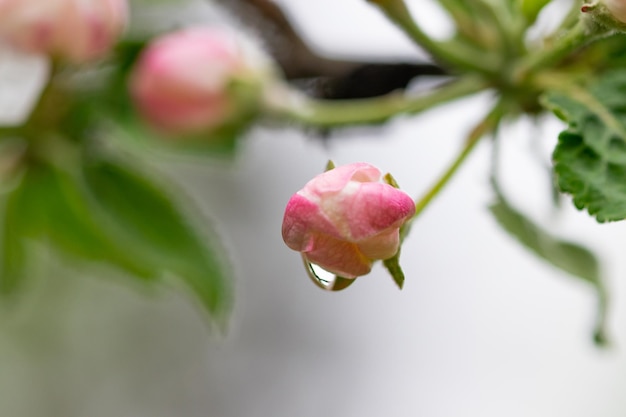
[331,276,358,291]
[383,253,405,290]
[383,172,400,189]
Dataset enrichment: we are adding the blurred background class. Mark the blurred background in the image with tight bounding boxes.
[2,0,626,416]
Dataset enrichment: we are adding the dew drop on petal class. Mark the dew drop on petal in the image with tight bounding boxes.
[302,256,357,291]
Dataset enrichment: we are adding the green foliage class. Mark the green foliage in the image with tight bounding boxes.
[82,155,233,321]
[17,163,154,275]
[0,158,232,321]
[0,190,28,295]
[3,0,626,339]
[544,70,626,222]
[489,187,608,345]
[518,0,552,24]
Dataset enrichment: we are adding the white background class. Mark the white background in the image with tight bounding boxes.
[2,1,626,416]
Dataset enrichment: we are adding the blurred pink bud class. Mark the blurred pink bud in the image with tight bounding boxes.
[602,0,626,22]
[282,163,416,279]
[130,27,270,136]
[0,0,127,63]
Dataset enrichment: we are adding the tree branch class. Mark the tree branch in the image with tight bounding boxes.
[213,0,448,98]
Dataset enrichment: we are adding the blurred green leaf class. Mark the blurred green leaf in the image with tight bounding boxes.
[15,163,155,279]
[0,187,29,295]
[489,188,608,345]
[518,0,551,24]
[544,70,626,222]
[102,113,248,161]
[82,156,232,320]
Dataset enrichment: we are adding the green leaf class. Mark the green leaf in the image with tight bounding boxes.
[544,70,626,222]
[82,156,232,320]
[14,163,155,279]
[0,187,29,295]
[489,189,608,345]
[108,116,246,160]
[518,0,551,24]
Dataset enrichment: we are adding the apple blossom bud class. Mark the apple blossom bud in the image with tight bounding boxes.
[129,27,272,136]
[599,0,626,22]
[580,0,626,31]
[282,163,416,279]
[0,0,127,63]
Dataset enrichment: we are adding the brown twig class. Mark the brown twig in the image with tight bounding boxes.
[213,0,448,98]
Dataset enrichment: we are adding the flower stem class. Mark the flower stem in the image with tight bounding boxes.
[514,19,610,81]
[366,0,500,73]
[412,101,504,219]
[265,75,488,127]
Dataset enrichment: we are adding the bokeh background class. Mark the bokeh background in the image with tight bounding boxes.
[2,0,626,416]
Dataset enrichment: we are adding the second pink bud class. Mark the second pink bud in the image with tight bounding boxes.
[130,28,273,137]
[0,0,127,63]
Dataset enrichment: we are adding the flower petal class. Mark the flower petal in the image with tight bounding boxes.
[357,228,401,260]
[282,162,415,280]
[302,233,372,278]
[282,193,339,251]
[327,182,415,241]
[300,162,380,200]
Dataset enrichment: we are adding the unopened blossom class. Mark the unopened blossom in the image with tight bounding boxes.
[129,27,271,136]
[602,0,626,23]
[0,0,127,63]
[282,163,416,279]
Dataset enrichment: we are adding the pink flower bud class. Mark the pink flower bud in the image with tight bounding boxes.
[129,28,270,136]
[602,0,626,23]
[0,0,127,63]
[282,163,416,279]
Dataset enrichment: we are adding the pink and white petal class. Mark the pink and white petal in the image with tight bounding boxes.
[605,0,626,23]
[356,228,401,260]
[0,2,60,52]
[300,162,381,200]
[303,233,372,278]
[149,30,238,92]
[282,194,340,250]
[338,182,415,241]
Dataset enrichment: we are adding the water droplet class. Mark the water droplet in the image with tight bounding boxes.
[302,256,357,291]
